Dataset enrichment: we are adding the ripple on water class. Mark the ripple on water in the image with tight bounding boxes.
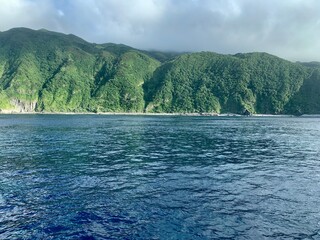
[1,115,320,239]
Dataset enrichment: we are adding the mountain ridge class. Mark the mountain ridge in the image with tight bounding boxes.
[0,28,318,114]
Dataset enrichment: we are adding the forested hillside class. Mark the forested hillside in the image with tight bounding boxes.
[144,52,310,114]
[0,28,160,112]
[0,28,319,114]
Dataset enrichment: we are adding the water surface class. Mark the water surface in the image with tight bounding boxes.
[0,115,320,239]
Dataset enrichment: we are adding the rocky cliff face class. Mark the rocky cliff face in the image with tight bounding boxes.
[10,99,37,113]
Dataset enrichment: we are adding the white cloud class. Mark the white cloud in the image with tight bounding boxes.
[1,0,320,61]
[0,0,60,30]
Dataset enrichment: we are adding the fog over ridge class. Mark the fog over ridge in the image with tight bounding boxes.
[0,0,319,61]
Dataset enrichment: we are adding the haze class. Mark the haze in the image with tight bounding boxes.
[0,0,319,62]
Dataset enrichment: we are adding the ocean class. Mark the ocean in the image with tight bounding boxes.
[0,115,320,239]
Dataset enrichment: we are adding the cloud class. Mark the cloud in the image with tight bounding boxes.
[0,0,320,61]
[0,0,60,31]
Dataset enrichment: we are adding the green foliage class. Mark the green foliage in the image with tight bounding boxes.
[0,28,317,114]
[145,52,249,113]
[145,52,308,114]
[37,59,94,112]
[0,28,159,113]
[0,91,13,110]
[236,53,307,114]
[285,69,320,114]
[92,51,160,112]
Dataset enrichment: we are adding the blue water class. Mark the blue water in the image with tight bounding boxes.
[0,115,320,239]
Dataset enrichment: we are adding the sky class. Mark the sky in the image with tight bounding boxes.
[0,0,319,61]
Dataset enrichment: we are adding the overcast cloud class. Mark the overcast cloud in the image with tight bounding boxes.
[0,0,319,61]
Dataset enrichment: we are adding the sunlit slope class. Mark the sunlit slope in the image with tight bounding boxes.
[0,28,160,112]
[0,28,319,114]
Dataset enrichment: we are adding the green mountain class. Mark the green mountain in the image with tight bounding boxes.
[0,28,160,113]
[0,28,319,114]
[285,68,320,114]
[144,52,311,114]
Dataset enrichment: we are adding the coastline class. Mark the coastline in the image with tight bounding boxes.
[0,110,307,117]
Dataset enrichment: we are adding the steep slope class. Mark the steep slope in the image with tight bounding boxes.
[91,50,160,112]
[0,28,97,112]
[0,28,160,112]
[144,52,308,114]
[285,68,320,114]
[0,28,318,114]
[236,53,307,114]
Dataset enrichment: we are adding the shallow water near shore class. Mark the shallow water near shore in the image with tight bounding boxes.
[1,115,320,239]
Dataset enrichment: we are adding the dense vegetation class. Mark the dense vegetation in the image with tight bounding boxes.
[144,52,310,114]
[0,28,319,114]
[0,28,159,113]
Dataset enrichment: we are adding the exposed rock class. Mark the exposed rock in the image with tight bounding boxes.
[11,99,37,112]
[242,109,252,116]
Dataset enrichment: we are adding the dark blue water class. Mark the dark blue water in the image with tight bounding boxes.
[0,115,320,239]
